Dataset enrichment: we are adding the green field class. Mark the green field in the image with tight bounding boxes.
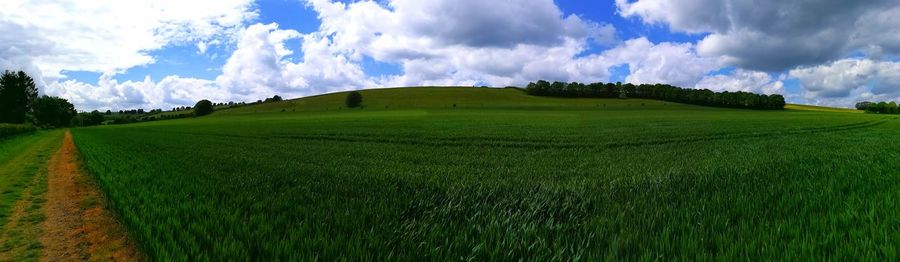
[70,87,900,259]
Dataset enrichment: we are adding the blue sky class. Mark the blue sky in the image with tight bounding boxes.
[3,0,899,110]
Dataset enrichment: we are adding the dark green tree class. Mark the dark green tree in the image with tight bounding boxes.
[888,102,898,114]
[74,110,105,126]
[264,95,283,103]
[33,95,76,127]
[0,71,38,123]
[346,91,362,108]
[523,80,786,110]
[616,82,627,99]
[876,102,888,113]
[194,100,214,116]
[855,101,874,111]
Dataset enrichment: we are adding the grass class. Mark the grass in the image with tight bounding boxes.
[0,131,63,260]
[70,87,900,260]
[786,103,863,113]
[0,131,62,225]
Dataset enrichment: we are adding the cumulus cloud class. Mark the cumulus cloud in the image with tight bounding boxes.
[0,0,257,110]
[306,0,623,87]
[695,69,784,95]
[216,23,372,97]
[617,0,900,71]
[44,74,234,111]
[0,0,257,79]
[789,59,900,101]
[597,38,719,87]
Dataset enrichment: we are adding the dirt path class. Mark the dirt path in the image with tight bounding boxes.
[40,131,140,261]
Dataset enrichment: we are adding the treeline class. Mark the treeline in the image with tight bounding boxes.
[856,101,900,114]
[0,70,295,128]
[95,94,286,126]
[0,70,78,128]
[525,80,786,110]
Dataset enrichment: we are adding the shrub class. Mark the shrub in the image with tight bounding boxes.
[194,100,214,116]
[0,123,36,139]
[346,91,363,108]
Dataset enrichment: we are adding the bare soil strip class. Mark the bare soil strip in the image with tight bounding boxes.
[40,131,140,261]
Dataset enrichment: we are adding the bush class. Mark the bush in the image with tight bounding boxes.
[194,100,214,116]
[0,123,36,139]
[346,91,362,108]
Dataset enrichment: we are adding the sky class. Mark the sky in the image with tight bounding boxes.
[1,0,899,111]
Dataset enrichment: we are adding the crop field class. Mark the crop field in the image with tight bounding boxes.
[70,87,900,260]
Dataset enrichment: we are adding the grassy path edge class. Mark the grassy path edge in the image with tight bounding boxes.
[39,131,141,261]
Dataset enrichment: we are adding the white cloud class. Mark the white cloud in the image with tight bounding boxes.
[695,69,784,95]
[0,0,257,110]
[598,38,719,87]
[44,74,235,112]
[306,0,621,87]
[789,59,900,101]
[0,0,257,79]
[215,23,372,98]
[617,0,900,71]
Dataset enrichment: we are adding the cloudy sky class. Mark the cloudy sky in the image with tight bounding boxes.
[2,0,899,111]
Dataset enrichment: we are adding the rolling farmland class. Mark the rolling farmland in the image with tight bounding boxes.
[65,87,900,260]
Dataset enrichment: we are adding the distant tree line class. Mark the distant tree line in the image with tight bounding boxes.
[0,69,299,128]
[856,101,900,114]
[525,80,786,110]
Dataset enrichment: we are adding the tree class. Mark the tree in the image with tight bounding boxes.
[875,102,888,114]
[523,79,785,110]
[616,82,627,99]
[346,91,362,108]
[194,100,214,116]
[33,96,76,127]
[855,101,874,111]
[0,70,38,123]
[74,110,105,126]
[264,95,284,103]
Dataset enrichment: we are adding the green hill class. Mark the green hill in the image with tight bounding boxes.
[215,86,698,114]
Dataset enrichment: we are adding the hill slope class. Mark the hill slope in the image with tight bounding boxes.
[214,86,862,115]
[215,87,699,114]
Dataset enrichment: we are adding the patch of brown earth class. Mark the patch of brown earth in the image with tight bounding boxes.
[40,131,140,261]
